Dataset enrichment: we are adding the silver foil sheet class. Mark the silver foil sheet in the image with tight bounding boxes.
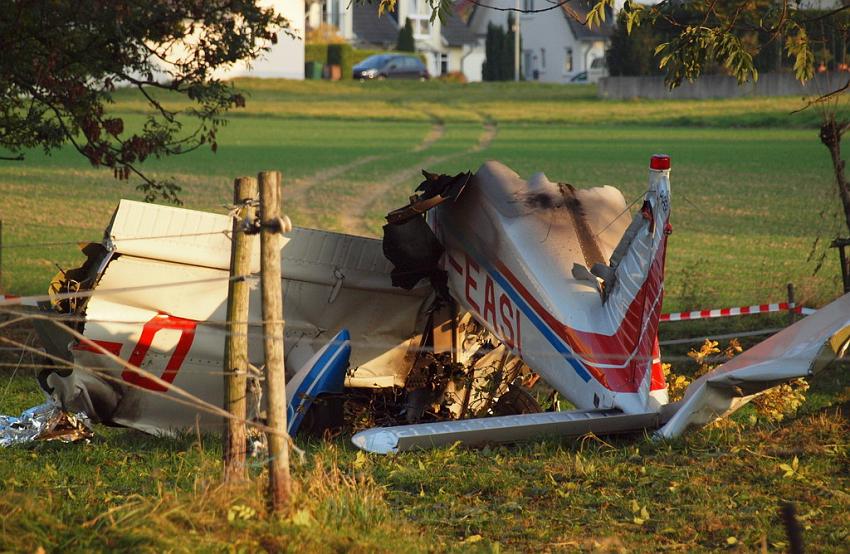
[0,401,93,447]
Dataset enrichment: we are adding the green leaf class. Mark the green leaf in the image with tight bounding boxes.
[785,27,814,82]
[585,0,613,29]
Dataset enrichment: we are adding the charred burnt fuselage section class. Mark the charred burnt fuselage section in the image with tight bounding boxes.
[382,170,544,424]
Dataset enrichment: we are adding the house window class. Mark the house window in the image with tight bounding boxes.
[330,0,340,28]
[440,53,449,75]
[564,47,573,73]
[409,14,431,39]
[541,48,546,69]
[523,0,534,11]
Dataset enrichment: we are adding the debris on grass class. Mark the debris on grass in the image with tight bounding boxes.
[0,401,92,447]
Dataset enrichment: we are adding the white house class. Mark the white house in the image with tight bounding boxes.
[307,0,484,81]
[215,0,305,80]
[148,0,305,81]
[468,0,613,83]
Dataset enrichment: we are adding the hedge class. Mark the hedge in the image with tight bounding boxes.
[305,44,329,65]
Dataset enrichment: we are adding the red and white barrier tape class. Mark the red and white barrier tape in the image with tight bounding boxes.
[661,302,815,322]
[1,294,39,308]
[1,293,819,323]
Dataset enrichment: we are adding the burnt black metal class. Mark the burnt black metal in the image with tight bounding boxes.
[382,216,444,290]
[385,170,471,225]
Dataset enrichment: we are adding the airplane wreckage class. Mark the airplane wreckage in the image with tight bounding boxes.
[5,155,850,453]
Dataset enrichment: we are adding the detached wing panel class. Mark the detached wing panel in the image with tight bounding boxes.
[658,292,850,438]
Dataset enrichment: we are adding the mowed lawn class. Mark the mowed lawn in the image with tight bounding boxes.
[1,81,848,552]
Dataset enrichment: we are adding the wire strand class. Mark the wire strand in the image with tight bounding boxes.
[0,229,236,250]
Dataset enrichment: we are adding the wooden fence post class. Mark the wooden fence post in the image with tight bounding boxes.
[259,170,291,511]
[223,177,258,483]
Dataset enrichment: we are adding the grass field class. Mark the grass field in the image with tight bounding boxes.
[1,80,849,552]
[2,80,847,307]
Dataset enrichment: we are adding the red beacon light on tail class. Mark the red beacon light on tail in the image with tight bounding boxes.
[650,154,671,170]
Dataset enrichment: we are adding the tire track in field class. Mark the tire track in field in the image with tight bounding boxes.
[285,116,446,203]
[339,116,499,236]
[413,118,446,152]
[473,118,497,152]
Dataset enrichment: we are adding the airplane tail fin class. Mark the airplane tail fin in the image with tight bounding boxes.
[594,155,672,410]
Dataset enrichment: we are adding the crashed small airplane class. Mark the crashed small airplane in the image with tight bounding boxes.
[20,155,850,453]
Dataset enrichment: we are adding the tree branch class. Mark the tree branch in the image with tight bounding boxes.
[800,5,850,24]
[467,0,574,15]
[791,77,850,114]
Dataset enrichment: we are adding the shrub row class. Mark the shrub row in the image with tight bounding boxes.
[305,43,353,78]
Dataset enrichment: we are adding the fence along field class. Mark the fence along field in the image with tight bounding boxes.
[0,80,848,551]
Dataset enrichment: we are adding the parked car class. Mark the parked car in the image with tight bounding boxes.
[353,54,429,80]
[569,58,608,84]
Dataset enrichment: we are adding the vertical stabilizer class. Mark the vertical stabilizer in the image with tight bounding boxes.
[594,155,672,412]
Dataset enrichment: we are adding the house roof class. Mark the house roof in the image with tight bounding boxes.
[352,2,478,49]
[441,13,478,46]
[562,2,614,41]
[352,3,400,47]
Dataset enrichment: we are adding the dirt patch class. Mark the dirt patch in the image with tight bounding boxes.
[339,119,499,236]
[413,120,446,153]
[286,154,386,200]
[472,119,498,152]
[284,118,449,209]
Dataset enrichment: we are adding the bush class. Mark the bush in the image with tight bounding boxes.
[482,15,517,81]
[306,23,347,45]
[664,338,810,422]
[438,71,467,83]
[397,18,415,52]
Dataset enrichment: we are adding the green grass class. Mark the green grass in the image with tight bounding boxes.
[1,80,849,552]
[2,95,844,307]
[1,352,848,552]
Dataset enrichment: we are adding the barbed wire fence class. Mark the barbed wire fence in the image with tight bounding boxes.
[0,204,843,488]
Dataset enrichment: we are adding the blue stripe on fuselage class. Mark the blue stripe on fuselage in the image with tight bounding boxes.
[444,226,592,383]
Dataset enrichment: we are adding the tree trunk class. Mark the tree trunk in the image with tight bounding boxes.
[819,117,850,236]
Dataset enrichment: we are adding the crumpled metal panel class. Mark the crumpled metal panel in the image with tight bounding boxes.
[658,292,850,438]
[106,200,428,388]
[38,200,431,434]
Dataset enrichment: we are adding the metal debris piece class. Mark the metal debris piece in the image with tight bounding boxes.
[0,401,93,447]
[385,170,471,225]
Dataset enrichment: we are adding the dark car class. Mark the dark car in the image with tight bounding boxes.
[353,54,429,80]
